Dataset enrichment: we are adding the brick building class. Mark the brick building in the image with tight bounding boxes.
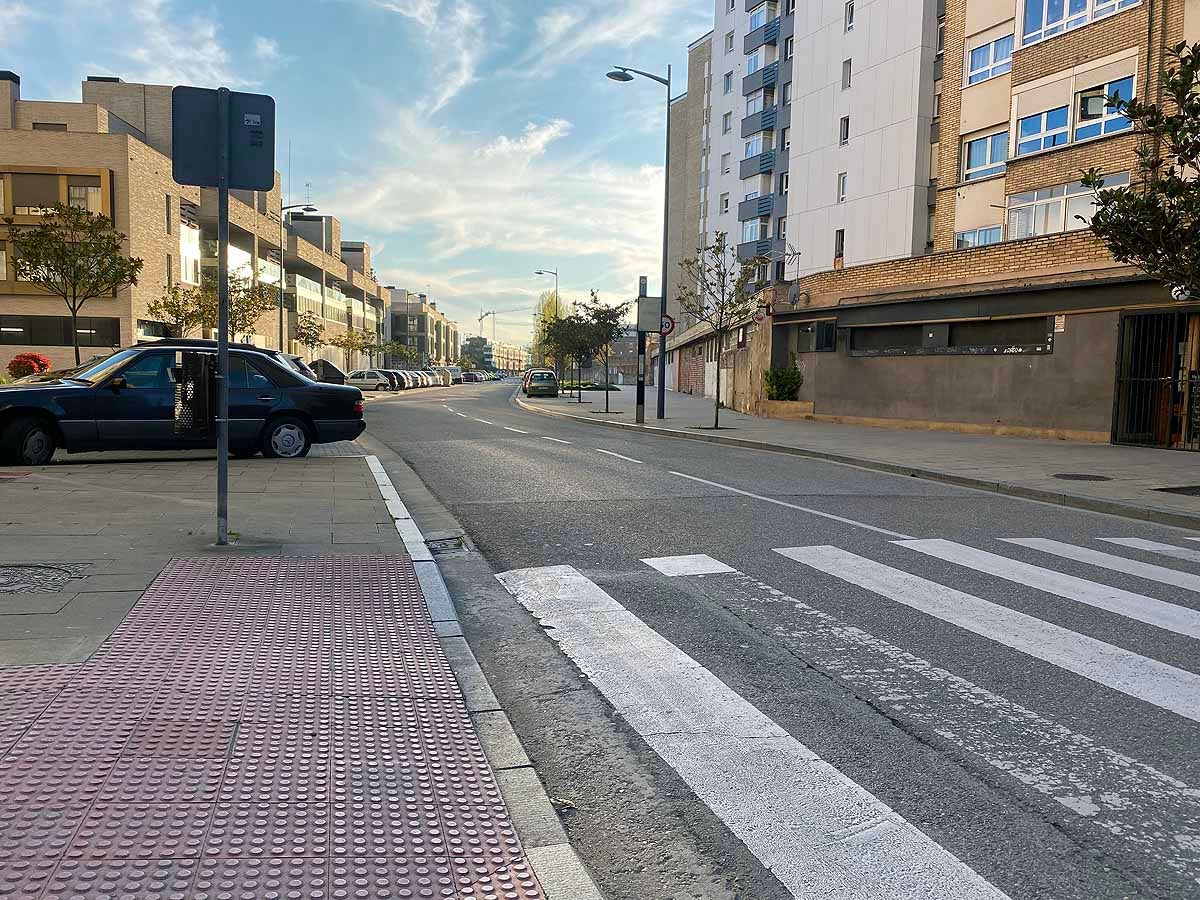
[0,72,388,372]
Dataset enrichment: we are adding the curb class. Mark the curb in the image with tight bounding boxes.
[511,394,1200,533]
[365,453,606,900]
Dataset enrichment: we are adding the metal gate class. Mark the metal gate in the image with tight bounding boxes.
[1113,310,1200,450]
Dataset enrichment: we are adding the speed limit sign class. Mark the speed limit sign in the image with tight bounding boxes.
[660,314,676,337]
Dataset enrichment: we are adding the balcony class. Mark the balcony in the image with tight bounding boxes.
[738,194,775,221]
[742,61,779,96]
[741,104,777,138]
[737,237,785,261]
[744,17,780,53]
[739,150,776,179]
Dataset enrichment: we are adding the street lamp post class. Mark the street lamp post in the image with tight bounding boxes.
[534,268,559,376]
[606,64,671,420]
[278,202,318,351]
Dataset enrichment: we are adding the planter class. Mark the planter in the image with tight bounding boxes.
[760,399,814,420]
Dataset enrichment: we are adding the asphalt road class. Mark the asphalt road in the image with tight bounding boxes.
[365,380,1200,900]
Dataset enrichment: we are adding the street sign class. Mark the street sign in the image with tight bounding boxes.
[637,294,663,333]
[171,86,276,190]
[753,309,767,324]
[660,314,676,337]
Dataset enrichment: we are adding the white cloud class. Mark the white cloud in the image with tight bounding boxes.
[0,4,31,46]
[120,0,245,87]
[253,36,281,63]
[328,107,663,343]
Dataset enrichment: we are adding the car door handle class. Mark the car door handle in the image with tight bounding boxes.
[257,395,276,402]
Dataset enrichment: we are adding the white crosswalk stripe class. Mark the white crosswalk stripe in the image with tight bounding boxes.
[1100,537,1200,564]
[774,545,1200,723]
[894,539,1200,638]
[497,565,1012,900]
[1003,538,1200,594]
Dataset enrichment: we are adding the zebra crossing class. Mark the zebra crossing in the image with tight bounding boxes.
[498,532,1200,898]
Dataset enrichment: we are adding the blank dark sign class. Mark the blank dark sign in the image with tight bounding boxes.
[171,86,276,191]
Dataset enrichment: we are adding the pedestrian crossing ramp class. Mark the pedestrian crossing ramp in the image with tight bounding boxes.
[498,534,1200,899]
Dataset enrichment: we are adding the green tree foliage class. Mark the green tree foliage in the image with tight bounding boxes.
[294,312,326,356]
[147,283,204,338]
[579,290,632,414]
[1083,42,1200,295]
[5,203,143,365]
[676,232,768,427]
[763,366,803,401]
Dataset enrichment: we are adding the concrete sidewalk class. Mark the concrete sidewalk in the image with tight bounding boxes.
[517,387,1200,530]
[0,448,597,898]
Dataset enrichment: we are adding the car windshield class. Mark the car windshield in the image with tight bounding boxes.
[531,372,556,382]
[67,348,144,384]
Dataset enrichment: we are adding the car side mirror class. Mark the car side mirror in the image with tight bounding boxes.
[109,376,127,393]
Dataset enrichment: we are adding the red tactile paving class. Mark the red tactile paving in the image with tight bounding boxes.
[0,555,546,898]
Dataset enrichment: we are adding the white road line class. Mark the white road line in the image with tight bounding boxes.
[542,437,572,444]
[475,418,495,425]
[664,559,1200,874]
[504,426,529,434]
[895,539,1200,639]
[596,449,643,464]
[496,565,1011,900]
[671,471,915,540]
[455,412,469,418]
[775,545,1200,722]
[1100,537,1200,565]
[641,554,734,577]
[1004,538,1200,594]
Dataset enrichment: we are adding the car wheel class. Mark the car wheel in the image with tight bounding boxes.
[261,416,312,459]
[376,383,389,391]
[0,415,57,466]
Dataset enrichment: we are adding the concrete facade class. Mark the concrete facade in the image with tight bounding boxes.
[386,290,461,366]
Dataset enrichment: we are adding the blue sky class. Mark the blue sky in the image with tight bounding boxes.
[1,0,713,344]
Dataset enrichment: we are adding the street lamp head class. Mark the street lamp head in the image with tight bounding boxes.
[606,69,634,82]
[301,205,317,213]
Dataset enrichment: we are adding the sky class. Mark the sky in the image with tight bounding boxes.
[0,0,714,345]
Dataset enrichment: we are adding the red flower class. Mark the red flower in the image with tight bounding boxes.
[7,353,53,379]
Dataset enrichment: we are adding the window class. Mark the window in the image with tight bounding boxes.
[1021,0,1137,46]
[748,49,763,75]
[1007,171,1128,238]
[784,36,794,59]
[725,31,735,53]
[781,127,791,150]
[745,188,760,201]
[32,122,67,131]
[842,59,853,89]
[839,116,850,145]
[0,244,6,278]
[745,135,764,158]
[963,130,1007,180]
[728,0,735,9]
[845,0,855,30]
[783,82,792,105]
[166,253,172,288]
[720,193,731,214]
[724,71,733,94]
[834,228,845,260]
[119,352,173,389]
[937,19,945,53]
[955,225,1003,248]
[1075,75,1133,139]
[229,356,276,390]
[746,91,764,116]
[966,35,1013,84]
[722,112,733,133]
[742,218,767,243]
[777,216,787,239]
[837,172,848,202]
[1017,106,1069,154]
[66,184,102,214]
[933,92,942,118]
[749,3,773,30]
[721,152,732,175]
[165,195,172,234]
[787,0,796,11]
[779,172,789,195]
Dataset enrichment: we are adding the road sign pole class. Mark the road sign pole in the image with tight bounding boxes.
[635,329,646,424]
[215,87,231,546]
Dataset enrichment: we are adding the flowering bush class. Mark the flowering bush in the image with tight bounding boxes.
[7,353,53,379]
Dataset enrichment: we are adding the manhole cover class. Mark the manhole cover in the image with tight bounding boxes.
[1154,485,1200,496]
[0,563,89,594]
[1052,473,1113,482]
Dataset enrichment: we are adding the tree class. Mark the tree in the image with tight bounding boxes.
[377,339,416,367]
[326,328,368,367]
[147,283,204,338]
[676,232,768,428]
[543,312,592,401]
[1083,42,1200,297]
[294,312,325,357]
[532,289,569,374]
[579,291,632,414]
[196,274,279,337]
[456,354,475,371]
[5,203,143,365]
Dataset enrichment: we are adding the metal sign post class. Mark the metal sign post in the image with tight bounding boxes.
[635,276,648,424]
[172,85,275,546]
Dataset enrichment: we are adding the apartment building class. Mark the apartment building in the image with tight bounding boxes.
[0,73,387,372]
[385,290,460,365]
[461,336,525,374]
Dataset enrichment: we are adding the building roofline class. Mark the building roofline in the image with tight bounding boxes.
[688,30,714,51]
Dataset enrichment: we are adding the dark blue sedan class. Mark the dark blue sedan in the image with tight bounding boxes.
[0,339,365,465]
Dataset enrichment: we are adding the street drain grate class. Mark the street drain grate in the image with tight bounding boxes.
[1154,485,1200,496]
[0,563,90,594]
[1052,473,1113,482]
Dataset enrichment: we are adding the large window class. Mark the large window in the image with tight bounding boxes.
[1021,0,1138,45]
[1075,76,1133,139]
[745,135,764,158]
[1006,171,1129,239]
[742,218,768,243]
[1016,106,1069,155]
[955,225,1003,248]
[746,91,765,116]
[966,35,1013,84]
[963,131,1007,180]
[0,314,121,347]
[748,49,763,75]
[749,2,776,30]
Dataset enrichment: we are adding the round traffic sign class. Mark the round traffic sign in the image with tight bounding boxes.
[660,314,676,337]
[753,309,767,324]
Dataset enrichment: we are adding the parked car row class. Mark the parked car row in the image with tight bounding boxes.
[461,371,507,383]
[346,367,509,392]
